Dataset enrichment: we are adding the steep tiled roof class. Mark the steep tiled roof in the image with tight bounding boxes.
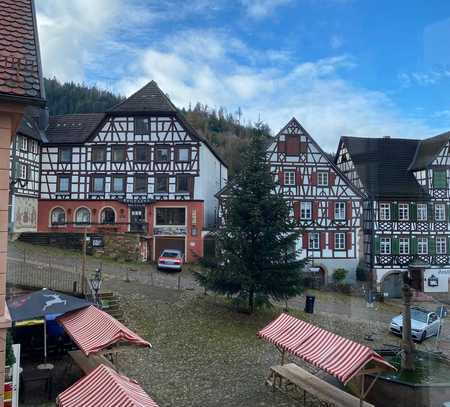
[109,81,176,113]
[0,0,45,104]
[46,113,105,144]
[341,136,429,200]
[408,131,450,170]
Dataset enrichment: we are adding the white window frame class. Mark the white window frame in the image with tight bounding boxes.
[300,202,312,220]
[20,136,27,151]
[334,202,346,220]
[309,232,320,250]
[380,238,391,255]
[417,237,428,255]
[19,163,27,180]
[335,232,345,250]
[417,204,427,221]
[398,203,409,221]
[436,237,447,255]
[399,238,410,255]
[317,171,328,186]
[284,171,295,186]
[74,207,91,226]
[379,203,390,221]
[435,203,446,221]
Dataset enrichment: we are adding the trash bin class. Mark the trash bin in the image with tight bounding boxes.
[304,295,315,314]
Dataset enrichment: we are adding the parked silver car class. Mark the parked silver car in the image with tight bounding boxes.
[157,249,184,271]
[389,307,440,342]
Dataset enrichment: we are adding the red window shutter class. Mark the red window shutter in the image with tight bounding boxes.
[295,169,302,185]
[346,232,352,250]
[277,141,286,153]
[286,136,300,155]
[312,201,319,220]
[320,232,326,250]
[278,170,284,186]
[329,172,336,186]
[302,232,308,249]
[310,172,317,186]
[329,231,334,250]
[293,201,300,221]
[328,201,334,220]
[299,142,307,153]
[346,201,352,220]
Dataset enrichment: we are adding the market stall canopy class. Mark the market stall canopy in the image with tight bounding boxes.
[7,289,91,322]
[58,305,151,356]
[257,313,395,384]
[57,364,160,407]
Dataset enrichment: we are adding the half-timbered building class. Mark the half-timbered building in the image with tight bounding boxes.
[336,133,450,297]
[37,81,228,262]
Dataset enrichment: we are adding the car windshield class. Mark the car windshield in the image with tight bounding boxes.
[162,251,180,258]
[410,309,428,323]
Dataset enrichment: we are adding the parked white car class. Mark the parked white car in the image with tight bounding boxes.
[389,307,441,342]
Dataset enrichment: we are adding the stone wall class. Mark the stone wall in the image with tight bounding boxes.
[94,233,141,262]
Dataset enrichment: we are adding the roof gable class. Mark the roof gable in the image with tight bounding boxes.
[46,113,105,144]
[408,131,450,170]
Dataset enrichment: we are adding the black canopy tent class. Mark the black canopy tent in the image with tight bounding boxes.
[7,289,91,362]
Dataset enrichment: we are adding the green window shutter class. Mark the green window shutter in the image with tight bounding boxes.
[428,204,433,221]
[410,203,417,221]
[448,204,450,222]
[448,237,450,255]
[391,203,398,221]
[429,237,435,255]
[374,236,380,254]
[411,237,417,255]
[392,238,400,255]
[433,170,447,189]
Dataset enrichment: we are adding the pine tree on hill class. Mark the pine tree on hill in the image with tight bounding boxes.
[195,126,305,313]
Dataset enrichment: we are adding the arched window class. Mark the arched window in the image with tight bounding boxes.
[75,208,90,225]
[51,208,66,226]
[101,207,115,224]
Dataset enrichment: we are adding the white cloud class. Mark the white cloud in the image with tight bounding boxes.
[240,0,292,18]
[330,34,343,50]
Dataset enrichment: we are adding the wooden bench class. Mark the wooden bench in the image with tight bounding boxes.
[267,363,374,407]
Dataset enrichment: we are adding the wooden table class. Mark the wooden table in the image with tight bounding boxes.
[68,350,115,375]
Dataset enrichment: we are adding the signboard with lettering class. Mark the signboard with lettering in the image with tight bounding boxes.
[90,236,104,248]
[424,269,450,293]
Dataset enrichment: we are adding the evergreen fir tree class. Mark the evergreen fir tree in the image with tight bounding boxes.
[195,126,305,313]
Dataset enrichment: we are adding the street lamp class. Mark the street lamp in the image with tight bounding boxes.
[89,267,102,305]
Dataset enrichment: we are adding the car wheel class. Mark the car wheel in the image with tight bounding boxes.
[420,330,427,343]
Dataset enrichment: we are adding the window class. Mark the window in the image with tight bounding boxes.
[399,203,409,221]
[91,146,106,163]
[176,147,190,162]
[135,117,149,135]
[75,208,90,225]
[112,145,126,162]
[380,238,391,255]
[155,146,170,162]
[379,203,391,220]
[317,172,328,186]
[176,175,191,193]
[399,238,410,255]
[417,204,427,221]
[111,176,125,193]
[101,208,115,224]
[335,232,345,250]
[91,176,105,193]
[155,207,186,225]
[19,136,27,151]
[300,202,312,220]
[436,237,447,255]
[59,147,72,163]
[417,237,428,255]
[51,208,65,226]
[334,202,346,220]
[57,175,70,193]
[433,170,447,189]
[19,163,27,180]
[134,175,147,193]
[155,174,169,193]
[33,140,38,154]
[435,203,446,221]
[284,171,295,186]
[134,145,149,162]
[308,232,320,249]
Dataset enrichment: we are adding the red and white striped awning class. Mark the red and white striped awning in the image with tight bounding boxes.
[59,305,151,356]
[258,313,395,384]
[57,364,159,407]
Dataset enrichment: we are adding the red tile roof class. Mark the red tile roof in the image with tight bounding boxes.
[0,0,45,104]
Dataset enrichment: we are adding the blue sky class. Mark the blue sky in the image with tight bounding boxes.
[35,0,450,151]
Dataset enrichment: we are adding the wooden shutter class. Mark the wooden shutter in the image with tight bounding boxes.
[392,238,399,255]
[310,172,317,186]
[286,135,300,155]
[448,237,450,255]
[428,204,433,221]
[295,169,302,185]
[278,170,284,186]
[411,237,417,255]
[329,172,336,186]
[391,203,398,221]
[312,201,319,220]
[374,236,380,254]
[299,141,307,153]
[429,237,435,255]
[188,175,194,195]
[346,232,352,250]
[328,201,334,220]
[277,141,286,153]
[293,201,300,221]
[302,232,308,249]
[329,231,334,250]
[448,204,450,222]
[320,233,326,250]
[410,203,417,222]
[346,201,352,220]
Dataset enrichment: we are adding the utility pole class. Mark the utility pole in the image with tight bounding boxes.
[81,228,87,294]
[401,276,415,371]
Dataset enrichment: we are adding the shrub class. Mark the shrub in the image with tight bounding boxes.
[5,331,15,367]
[333,268,348,283]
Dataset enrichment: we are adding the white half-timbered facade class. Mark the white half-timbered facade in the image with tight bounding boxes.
[267,118,363,282]
[336,133,450,297]
[37,81,227,262]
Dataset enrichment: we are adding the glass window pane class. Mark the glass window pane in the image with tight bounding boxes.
[156,147,170,162]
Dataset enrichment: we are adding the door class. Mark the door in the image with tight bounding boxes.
[382,272,402,298]
[130,207,146,233]
[154,237,185,259]
[410,268,423,291]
